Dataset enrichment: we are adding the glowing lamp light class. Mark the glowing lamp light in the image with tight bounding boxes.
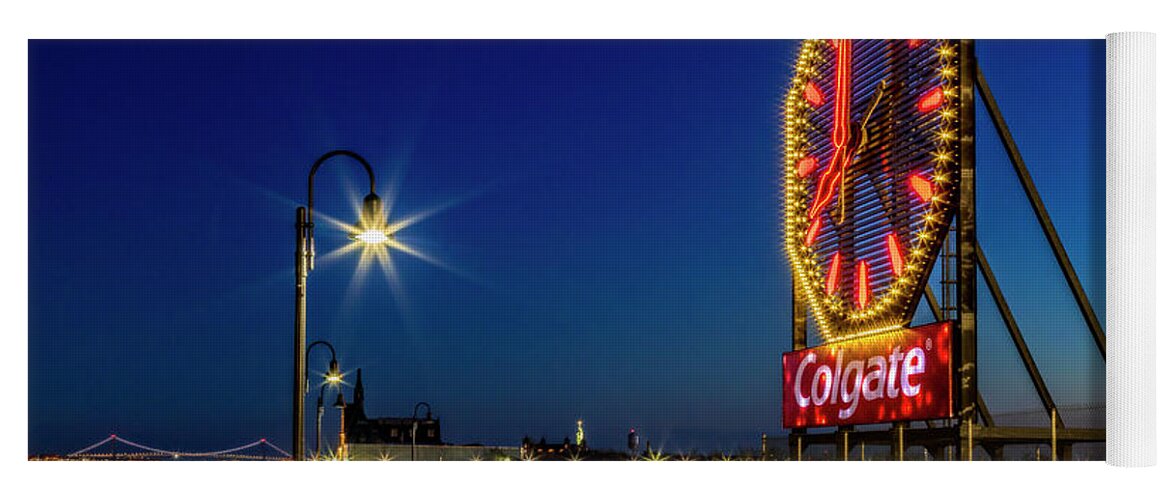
[325,358,343,385]
[351,229,391,245]
[349,192,394,245]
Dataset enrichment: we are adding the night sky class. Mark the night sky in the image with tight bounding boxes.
[28,40,1104,455]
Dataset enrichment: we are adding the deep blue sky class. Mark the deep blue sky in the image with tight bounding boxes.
[28,40,1104,455]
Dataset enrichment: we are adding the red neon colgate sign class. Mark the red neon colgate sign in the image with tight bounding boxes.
[782,322,954,428]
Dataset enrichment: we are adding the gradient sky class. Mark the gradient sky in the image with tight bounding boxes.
[28,39,1104,455]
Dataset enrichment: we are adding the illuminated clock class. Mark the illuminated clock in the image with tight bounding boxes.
[783,39,961,341]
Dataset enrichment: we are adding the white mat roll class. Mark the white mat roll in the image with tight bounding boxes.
[1106,31,1156,467]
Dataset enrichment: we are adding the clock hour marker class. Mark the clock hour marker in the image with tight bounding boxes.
[886,232,905,276]
[826,251,842,296]
[797,155,819,177]
[909,173,934,203]
[804,81,825,107]
[917,86,945,113]
[805,216,823,247]
[855,260,871,309]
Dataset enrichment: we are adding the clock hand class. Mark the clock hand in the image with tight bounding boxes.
[808,39,853,221]
[836,80,889,224]
[856,80,889,150]
[838,137,860,224]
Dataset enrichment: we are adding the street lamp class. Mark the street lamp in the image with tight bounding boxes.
[411,402,432,461]
[307,340,342,386]
[307,340,342,459]
[292,150,393,460]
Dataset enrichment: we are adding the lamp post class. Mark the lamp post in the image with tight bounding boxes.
[307,340,342,459]
[411,402,432,461]
[315,385,328,459]
[293,150,393,460]
[333,393,348,459]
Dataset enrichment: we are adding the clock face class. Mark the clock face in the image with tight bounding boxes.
[783,39,961,341]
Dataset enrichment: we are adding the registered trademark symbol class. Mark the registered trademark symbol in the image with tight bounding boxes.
[926,338,933,351]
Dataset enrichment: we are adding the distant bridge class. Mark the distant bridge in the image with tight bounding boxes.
[60,434,290,460]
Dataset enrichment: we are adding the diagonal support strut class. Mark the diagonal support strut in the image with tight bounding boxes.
[975,242,1064,428]
[975,66,1105,358]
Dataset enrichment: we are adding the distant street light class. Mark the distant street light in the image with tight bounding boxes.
[411,402,432,461]
[314,385,330,459]
[307,340,342,385]
[333,393,348,459]
[307,340,342,459]
[292,150,394,460]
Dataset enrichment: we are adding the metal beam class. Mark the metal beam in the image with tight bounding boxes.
[800,425,1102,457]
[837,425,853,461]
[967,426,1104,444]
[955,41,979,462]
[923,286,945,322]
[974,65,1106,358]
[891,423,906,461]
[976,392,995,428]
[801,426,959,449]
[924,285,994,427]
[975,243,1065,428]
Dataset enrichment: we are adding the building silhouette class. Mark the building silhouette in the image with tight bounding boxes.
[342,369,442,445]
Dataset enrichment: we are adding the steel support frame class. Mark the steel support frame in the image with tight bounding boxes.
[955,38,979,461]
[974,66,1106,358]
[975,243,1065,428]
[792,425,1099,460]
[785,40,1105,461]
